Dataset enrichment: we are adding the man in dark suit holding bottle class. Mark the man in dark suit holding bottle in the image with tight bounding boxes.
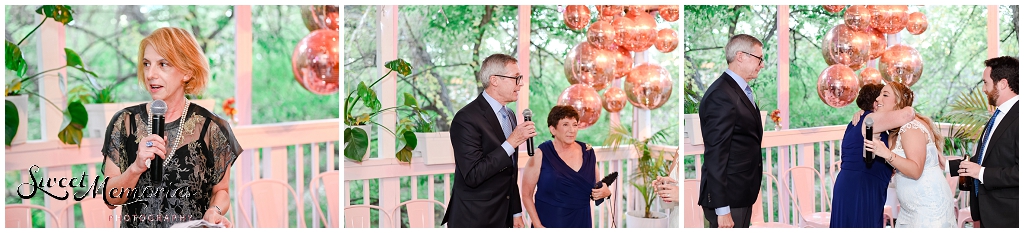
[697,34,766,228]
[441,54,536,228]
[959,56,1019,228]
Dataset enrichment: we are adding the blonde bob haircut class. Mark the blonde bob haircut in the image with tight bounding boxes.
[137,27,209,95]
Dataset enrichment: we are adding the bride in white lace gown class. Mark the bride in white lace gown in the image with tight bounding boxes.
[864,83,955,228]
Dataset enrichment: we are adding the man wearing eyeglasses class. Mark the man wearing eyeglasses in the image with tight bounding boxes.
[442,54,537,228]
[697,34,766,228]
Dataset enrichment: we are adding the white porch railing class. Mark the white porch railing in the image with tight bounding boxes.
[344,144,678,228]
[5,119,340,228]
[682,123,960,226]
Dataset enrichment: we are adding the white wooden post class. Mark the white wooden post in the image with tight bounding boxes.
[775,5,792,224]
[987,5,999,58]
[38,13,73,228]
[517,5,531,153]
[233,5,255,228]
[377,5,401,227]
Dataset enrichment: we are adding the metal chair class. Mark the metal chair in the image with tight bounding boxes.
[752,172,797,228]
[309,171,339,227]
[236,179,305,228]
[56,197,117,228]
[783,166,831,228]
[6,204,61,228]
[393,199,446,228]
[345,205,393,228]
[682,179,704,228]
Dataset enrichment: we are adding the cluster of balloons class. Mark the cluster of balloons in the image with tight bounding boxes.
[292,5,340,95]
[560,5,677,129]
[817,5,927,108]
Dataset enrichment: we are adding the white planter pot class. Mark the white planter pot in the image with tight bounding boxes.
[413,132,453,165]
[682,114,702,145]
[345,125,372,161]
[6,95,29,145]
[83,99,216,138]
[625,210,669,228]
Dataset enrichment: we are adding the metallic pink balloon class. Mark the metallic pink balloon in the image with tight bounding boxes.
[602,86,627,112]
[878,44,924,86]
[824,5,845,13]
[622,13,657,52]
[654,28,678,53]
[292,29,339,95]
[611,45,633,79]
[869,5,908,34]
[659,5,679,22]
[588,20,617,50]
[564,5,591,31]
[844,5,872,32]
[817,64,860,108]
[597,5,623,17]
[557,84,603,129]
[860,67,883,86]
[867,28,886,60]
[624,63,673,110]
[612,16,636,49]
[906,12,928,35]
[627,5,649,16]
[822,24,871,68]
[564,42,615,91]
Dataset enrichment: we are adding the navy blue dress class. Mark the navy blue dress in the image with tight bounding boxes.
[830,111,893,228]
[534,140,596,228]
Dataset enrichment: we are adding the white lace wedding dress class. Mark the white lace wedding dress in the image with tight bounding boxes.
[891,120,956,228]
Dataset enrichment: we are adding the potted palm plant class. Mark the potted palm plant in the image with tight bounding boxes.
[344,59,425,163]
[606,124,675,228]
[942,87,993,162]
[6,5,92,147]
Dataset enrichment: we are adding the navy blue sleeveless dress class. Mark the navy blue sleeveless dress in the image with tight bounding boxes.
[830,111,893,228]
[534,140,596,228]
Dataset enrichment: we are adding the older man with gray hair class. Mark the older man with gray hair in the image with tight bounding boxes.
[697,34,767,228]
[442,53,537,228]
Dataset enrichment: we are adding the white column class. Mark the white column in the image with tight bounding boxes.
[38,14,67,142]
[376,5,400,227]
[776,5,790,130]
[376,5,398,160]
[235,6,253,125]
[987,5,999,58]
[517,5,531,153]
[233,5,255,228]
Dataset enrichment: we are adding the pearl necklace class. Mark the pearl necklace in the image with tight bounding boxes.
[148,98,189,166]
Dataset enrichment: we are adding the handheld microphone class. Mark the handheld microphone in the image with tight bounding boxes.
[150,100,167,183]
[523,109,535,157]
[864,117,874,169]
[594,172,618,206]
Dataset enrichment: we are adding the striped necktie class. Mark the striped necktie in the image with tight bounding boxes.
[499,106,513,139]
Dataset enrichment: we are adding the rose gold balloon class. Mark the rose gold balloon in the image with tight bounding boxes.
[867,28,886,60]
[597,5,623,17]
[659,5,679,22]
[622,13,657,52]
[655,28,678,53]
[844,5,872,32]
[602,86,627,112]
[906,12,928,35]
[624,63,673,110]
[611,45,633,79]
[878,44,924,86]
[612,16,636,49]
[817,64,860,108]
[822,24,871,67]
[588,20,617,50]
[824,5,845,13]
[849,62,864,71]
[869,5,908,34]
[565,42,615,91]
[564,5,591,31]
[627,5,648,16]
[860,67,883,86]
[292,29,340,95]
[557,84,603,129]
